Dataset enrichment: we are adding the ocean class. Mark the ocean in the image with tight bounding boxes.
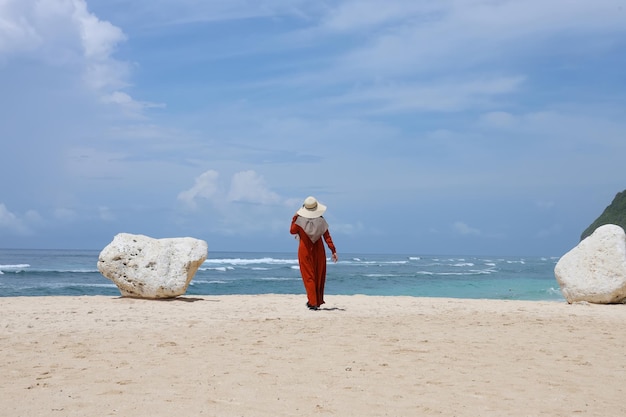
[0,249,564,301]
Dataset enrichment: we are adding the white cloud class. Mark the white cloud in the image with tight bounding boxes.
[0,2,40,55]
[476,109,626,151]
[101,92,166,119]
[179,169,288,210]
[72,1,125,60]
[176,168,302,237]
[0,203,33,235]
[0,0,151,115]
[24,210,43,223]
[257,0,625,101]
[54,207,77,221]
[106,0,318,26]
[178,170,220,209]
[0,203,20,227]
[331,76,525,113]
[321,0,437,32]
[98,206,115,221]
[227,170,282,204]
[479,111,517,128]
[1,1,124,69]
[328,0,626,77]
[452,221,481,236]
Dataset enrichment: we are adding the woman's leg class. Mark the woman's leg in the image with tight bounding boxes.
[298,249,319,307]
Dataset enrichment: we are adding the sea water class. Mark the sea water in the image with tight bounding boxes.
[0,249,564,301]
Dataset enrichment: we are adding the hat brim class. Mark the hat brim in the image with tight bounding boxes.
[296,203,327,218]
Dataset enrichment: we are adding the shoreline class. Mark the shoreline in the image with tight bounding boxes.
[2,295,624,416]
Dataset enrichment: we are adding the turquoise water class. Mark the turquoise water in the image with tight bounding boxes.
[0,249,564,301]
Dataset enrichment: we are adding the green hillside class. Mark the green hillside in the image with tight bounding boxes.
[581,190,626,241]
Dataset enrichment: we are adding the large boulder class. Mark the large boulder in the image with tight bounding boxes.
[98,233,208,299]
[554,224,626,304]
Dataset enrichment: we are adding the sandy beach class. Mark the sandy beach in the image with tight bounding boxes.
[1,295,625,416]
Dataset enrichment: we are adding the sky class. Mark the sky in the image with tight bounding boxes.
[1,0,625,256]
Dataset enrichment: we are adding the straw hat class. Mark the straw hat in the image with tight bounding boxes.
[296,196,327,218]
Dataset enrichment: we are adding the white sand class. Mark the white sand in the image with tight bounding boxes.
[1,295,625,416]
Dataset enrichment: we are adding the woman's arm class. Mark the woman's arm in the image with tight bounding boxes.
[290,214,300,235]
[323,230,338,262]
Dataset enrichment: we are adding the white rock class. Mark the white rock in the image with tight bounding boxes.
[97,233,208,299]
[554,224,626,304]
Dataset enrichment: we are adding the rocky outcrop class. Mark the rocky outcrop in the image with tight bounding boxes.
[581,190,626,241]
[555,224,626,304]
[98,233,208,299]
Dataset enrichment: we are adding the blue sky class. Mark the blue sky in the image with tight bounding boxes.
[1,0,625,256]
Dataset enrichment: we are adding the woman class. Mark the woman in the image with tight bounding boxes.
[290,196,338,310]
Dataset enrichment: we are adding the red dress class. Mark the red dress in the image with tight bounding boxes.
[290,215,337,307]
